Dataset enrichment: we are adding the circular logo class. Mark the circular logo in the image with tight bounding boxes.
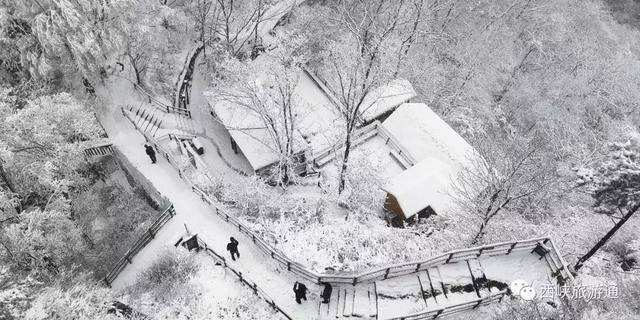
[510,279,536,301]
[519,285,536,301]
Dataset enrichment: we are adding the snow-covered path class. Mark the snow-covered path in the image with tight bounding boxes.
[97,83,322,319]
[94,44,571,320]
[98,97,569,319]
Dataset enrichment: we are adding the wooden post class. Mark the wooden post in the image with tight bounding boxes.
[507,243,517,254]
[445,253,454,263]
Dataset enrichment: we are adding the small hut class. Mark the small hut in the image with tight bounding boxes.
[380,103,480,226]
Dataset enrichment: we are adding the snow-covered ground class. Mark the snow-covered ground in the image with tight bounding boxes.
[118,246,286,320]
[96,77,325,319]
[93,77,570,318]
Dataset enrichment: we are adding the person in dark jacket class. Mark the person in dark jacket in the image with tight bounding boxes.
[144,144,156,164]
[321,283,333,304]
[226,237,239,261]
[293,281,308,304]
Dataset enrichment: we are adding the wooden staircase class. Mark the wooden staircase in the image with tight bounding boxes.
[320,257,517,320]
[122,104,202,138]
[318,283,378,319]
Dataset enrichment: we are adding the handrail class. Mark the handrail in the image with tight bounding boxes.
[311,121,415,168]
[194,235,294,320]
[120,107,575,320]
[133,83,191,118]
[103,204,176,286]
[311,121,378,167]
[84,143,114,157]
[191,182,574,285]
[387,290,509,320]
[123,109,575,285]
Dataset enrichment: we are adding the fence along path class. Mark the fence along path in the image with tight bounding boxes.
[103,203,176,286]
[194,234,294,320]
[112,102,574,319]
[82,142,178,286]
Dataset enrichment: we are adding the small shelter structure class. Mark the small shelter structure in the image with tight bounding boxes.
[205,70,343,176]
[380,103,480,225]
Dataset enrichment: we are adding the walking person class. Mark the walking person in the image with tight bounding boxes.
[144,143,157,164]
[293,281,308,304]
[321,282,333,304]
[226,237,240,261]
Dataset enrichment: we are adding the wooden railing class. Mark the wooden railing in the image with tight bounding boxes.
[311,121,378,167]
[122,104,163,137]
[388,290,509,320]
[133,83,191,118]
[344,237,574,285]
[103,204,177,286]
[84,143,114,157]
[375,121,417,166]
[191,183,574,286]
[195,235,294,320]
[121,111,575,319]
[123,110,575,286]
[311,121,415,169]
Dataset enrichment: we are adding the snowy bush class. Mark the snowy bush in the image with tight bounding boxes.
[128,250,200,303]
[72,169,160,278]
[23,272,118,320]
[211,297,283,320]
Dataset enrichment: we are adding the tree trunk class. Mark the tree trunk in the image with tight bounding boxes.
[574,203,640,271]
[337,132,353,194]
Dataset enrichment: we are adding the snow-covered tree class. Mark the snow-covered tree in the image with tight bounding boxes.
[452,131,558,245]
[575,139,640,271]
[0,208,85,281]
[1,92,102,209]
[2,0,131,83]
[211,51,306,185]
[307,0,426,194]
[24,273,120,320]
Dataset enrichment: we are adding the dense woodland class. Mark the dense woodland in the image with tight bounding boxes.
[1,0,640,319]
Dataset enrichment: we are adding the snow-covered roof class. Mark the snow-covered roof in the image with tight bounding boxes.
[294,71,344,154]
[360,79,416,123]
[207,96,285,171]
[205,71,344,171]
[382,103,477,168]
[382,103,480,218]
[384,157,460,218]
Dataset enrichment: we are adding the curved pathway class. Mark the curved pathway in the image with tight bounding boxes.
[97,80,572,320]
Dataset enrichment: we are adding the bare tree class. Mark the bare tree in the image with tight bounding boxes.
[212,0,272,57]
[174,0,275,110]
[211,58,301,185]
[126,45,149,88]
[317,0,425,194]
[452,130,558,245]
